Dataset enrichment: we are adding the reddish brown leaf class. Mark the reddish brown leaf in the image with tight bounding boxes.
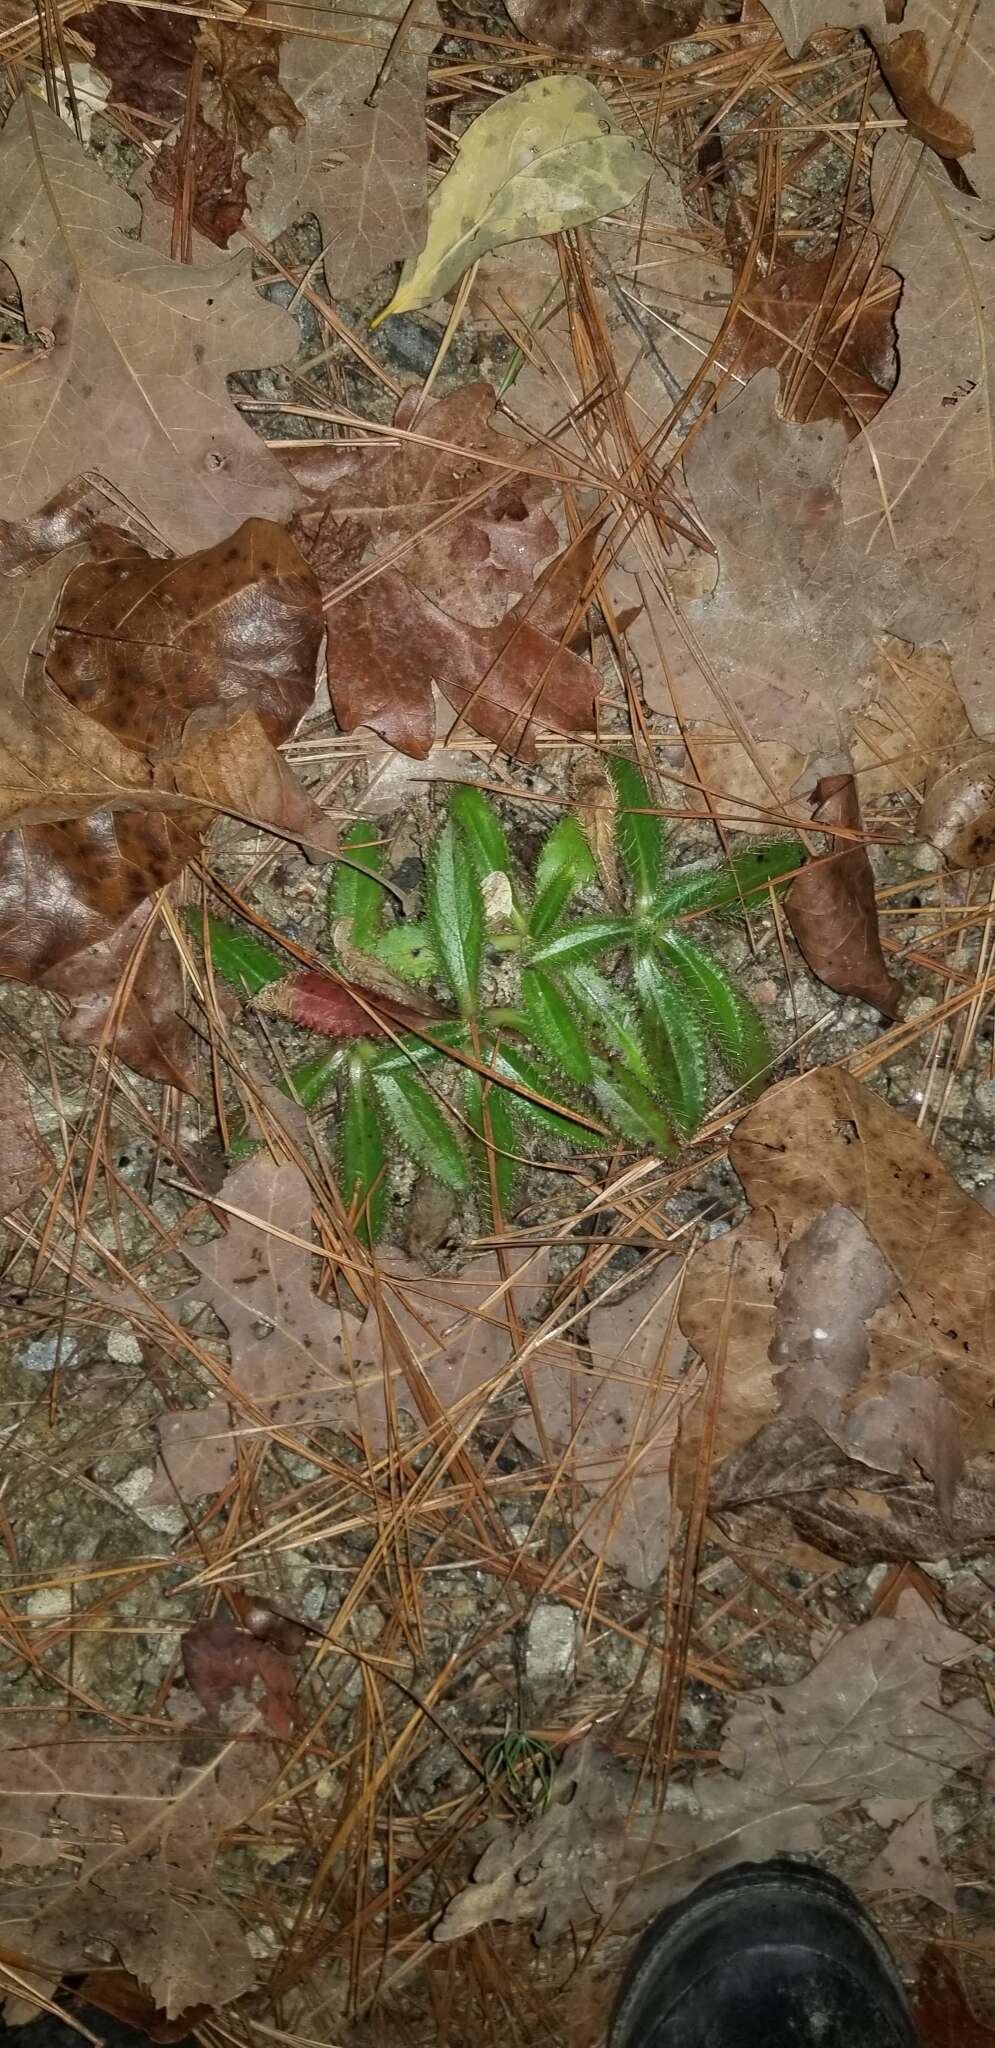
[325,566,597,760]
[876,31,976,161]
[913,1946,995,2046]
[0,479,162,577]
[786,773,902,1015]
[0,519,324,1087]
[197,11,302,157]
[0,1058,53,1214]
[504,0,702,57]
[78,2,199,120]
[228,1594,308,1658]
[150,115,250,250]
[255,967,444,1039]
[75,1969,210,2045]
[286,382,558,629]
[182,1618,297,1736]
[725,239,898,436]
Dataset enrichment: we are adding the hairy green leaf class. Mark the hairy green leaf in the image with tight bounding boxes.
[370,921,440,982]
[633,948,709,1135]
[464,1067,519,1223]
[521,966,593,1084]
[563,963,653,1087]
[427,819,483,1018]
[528,916,631,969]
[342,1059,388,1246]
[528,867,574,942]
[330,820,386,950]
[592,1063,672,1155]
[609,756,664,914]
[370,1020,469,1076]
[535,813,597,897]
[193,913,286,995]
[373,1067,469,1191]
[659,933,772,1095]
[656,839,805,922]
[491,1043,603,1149]
[450,785,511,882]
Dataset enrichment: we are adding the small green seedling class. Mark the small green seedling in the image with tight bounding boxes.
[202,762,804,1242]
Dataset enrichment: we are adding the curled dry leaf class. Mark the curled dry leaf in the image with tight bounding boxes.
[182,1618,298,1736]
[0,93,300,553]
[246,0,440,301]
[0,1715,275,2015]
[918,740,995,868]
[678,1066,995,1554]
[504,0,703,57]
[785,772,902,1014]
[755,0,888,55]
[379,76,653,322]
[0,1058,53,1214]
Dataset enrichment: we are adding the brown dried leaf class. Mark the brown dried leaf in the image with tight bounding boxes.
[863,1802,957,1914]
[155,1157,550,1494]
[843,124,995,733]
[772,1203,896,1410]
[918,740,995,868]
[38,898,199,1094]
[0,1716,274,2015]
[850,637,968,801]
[148,1400,237,1503]
[512,1266,689,1589]
[433,1740,628,1945]
[0,1058,53,1213]
[197,12,302,157]
[725,239,898,436]
[324,565,597,761]
[0,93,300,552]
[913,1945,995,2046]
[150,114,250,249]
[754,0,887,57]
[182,1618,297,1735]
[73,1968,209,2045]
[647,370,919,747]
[286,382,558,628]
[245,0,440,301]
[785,772,903,1014]
[622,1590,987,1921]
[504,0,702,56]
[77,2,198,119]
[874,29,976,158]
[678,1066,995,1542]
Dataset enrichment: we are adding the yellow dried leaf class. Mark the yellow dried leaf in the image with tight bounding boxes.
[377,75,653,323]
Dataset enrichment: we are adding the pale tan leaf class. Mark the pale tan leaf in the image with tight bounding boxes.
[918,738,995,867]
[0,1058,53,1213]
[850,638,968,800]
[245,0,440,300]
[755,0,886,58]
[0,93,300,552]
[379,76,653,322]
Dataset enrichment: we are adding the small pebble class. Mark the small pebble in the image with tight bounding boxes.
[107,1326,143,1365]
[27,1585,72,1620]
[526,1603,577,1687]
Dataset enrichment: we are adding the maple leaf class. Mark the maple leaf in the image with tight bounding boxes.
[677,1066,995,1549]
[0,93,301,552]
[150,1156,549,1496]
[245,0,440,302]
[785,772,903,1014]
[0,1715,275,2015]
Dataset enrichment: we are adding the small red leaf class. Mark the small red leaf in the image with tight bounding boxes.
[254,968,444,1040]
[182,1618,297,1736]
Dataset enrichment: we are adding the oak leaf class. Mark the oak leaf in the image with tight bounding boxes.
[77,2,199,119]
[724,239,898,437]
[246,0,440,301]
[0,1715,275,2015]
[0,92,301,552]
[504,0,702,55]
[677,1067,995,1549]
